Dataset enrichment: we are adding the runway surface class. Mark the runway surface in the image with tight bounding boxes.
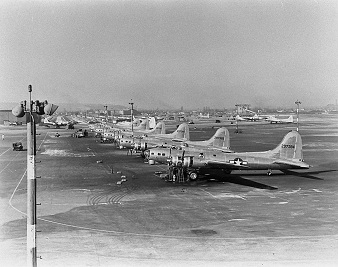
[1,114,338,267]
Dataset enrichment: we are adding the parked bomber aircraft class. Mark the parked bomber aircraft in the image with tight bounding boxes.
[183,127,231,150]
[94,118,154,142]
[114,118,141,128]
[147,130,310,181]
[116,118,150,132]
[242,107,265,121]
[117,120,165,139]
[145,127,233,164]
[117,121,166,145]
[266,115,294,124]
[41,116,73,128]
[119,123,189,150]
[235,113,265,122]
[42,116,58,127]
[235,115,247,121]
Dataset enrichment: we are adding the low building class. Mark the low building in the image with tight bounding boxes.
[0,110,26,125]
[118,109,141,116]
[0,110,42,125]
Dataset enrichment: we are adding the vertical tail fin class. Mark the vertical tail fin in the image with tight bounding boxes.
[207,127,230,149]
[271,130,303,160]
[132,118,141,126]
[151,122,166,134]
[172,123,190,140]
[149,117,156,129]
[134,119,149,130]
[287,115,294,123]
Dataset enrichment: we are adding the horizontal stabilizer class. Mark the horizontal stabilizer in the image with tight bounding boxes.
[272,159,310,169]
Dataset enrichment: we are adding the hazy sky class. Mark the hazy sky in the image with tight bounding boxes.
[1,0,338,109]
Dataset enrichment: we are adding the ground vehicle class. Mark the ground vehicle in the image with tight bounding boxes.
[12,142,23,151]
[72,129,88,138]
[73,131,84,138]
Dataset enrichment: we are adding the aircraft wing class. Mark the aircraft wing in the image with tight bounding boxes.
[184,144,233,153]
[206,159,250,169]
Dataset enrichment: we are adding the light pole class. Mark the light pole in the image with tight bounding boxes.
[295,100,301,132]
[129,100,134,135]
[234,104,240,133]
[103,105,108,140]
[12,85,58,267]
[104,105,108,122]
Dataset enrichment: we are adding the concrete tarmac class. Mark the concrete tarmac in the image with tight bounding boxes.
[1,114,338,267]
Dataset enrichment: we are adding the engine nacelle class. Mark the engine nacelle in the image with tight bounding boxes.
[133,140,147,151]
[171,156,205,168]
[140,141,147,151]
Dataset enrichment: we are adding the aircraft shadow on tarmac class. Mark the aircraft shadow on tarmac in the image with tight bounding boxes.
[233,169,336,181]
[198,168,337,190]
[280,169,336,180]
[219,174,278,190]
[197,173,278,190]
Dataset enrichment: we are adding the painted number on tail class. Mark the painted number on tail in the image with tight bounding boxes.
[282,144,295,149]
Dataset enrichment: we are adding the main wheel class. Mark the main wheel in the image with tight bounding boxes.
[189,172,198,181]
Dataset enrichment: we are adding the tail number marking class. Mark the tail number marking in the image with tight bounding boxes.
[282,144,295,149]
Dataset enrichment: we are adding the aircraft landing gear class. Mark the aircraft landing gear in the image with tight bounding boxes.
[167,163,189,183]
[189,172,198,181]
[267,169,272,176]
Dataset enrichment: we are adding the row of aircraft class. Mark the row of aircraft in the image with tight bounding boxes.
[235,114,294,124]
[91,117,310,182]
[234,106,295,123]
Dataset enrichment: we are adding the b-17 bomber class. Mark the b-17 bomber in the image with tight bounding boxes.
[147,130,310,181]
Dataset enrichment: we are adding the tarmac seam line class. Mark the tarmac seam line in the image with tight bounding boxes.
[35,216,338,241]
[8,131,49,216]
